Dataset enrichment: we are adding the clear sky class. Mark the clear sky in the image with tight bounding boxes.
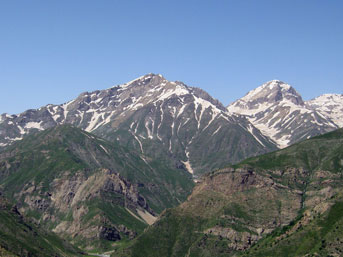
[1,0,342,114]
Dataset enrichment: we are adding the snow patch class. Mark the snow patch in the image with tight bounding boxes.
[247,124,265,147]
[6,136,22,141]
[100,145,109,155]
[202,112,218,132]
[182,160,194,174]
[155,85,189,102]
[253,121,288,148]
[157,104,164,140]
[145,118,154,139]
[212,126,222,136]
[62,99,74,120]
[182,150,194,174]
[130,131,144,153]
[25,121,43,130]
[18,126,25,134]
[85,112,103,132]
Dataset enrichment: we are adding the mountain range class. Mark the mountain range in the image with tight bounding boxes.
[0,74,342,255]
[1,75,342,156]
[0,74,280,177]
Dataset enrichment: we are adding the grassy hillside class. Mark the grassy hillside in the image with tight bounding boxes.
[244,198,343,256]
[0,193,82,257]
[237,128,343,172]
[0,125,194,250]
[115,128,343,256]
[0,125,193,211]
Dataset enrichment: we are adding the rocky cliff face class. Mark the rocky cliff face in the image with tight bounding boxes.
[181,167,303,249]
[22,168,151,244]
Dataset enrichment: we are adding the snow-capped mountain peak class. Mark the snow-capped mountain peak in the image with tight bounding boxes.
[245,80,302,104]
[0,74,277,175]
[306,93,343,127]
[228,80,339,148]
[228,80,304,117]
[307,93,343,106]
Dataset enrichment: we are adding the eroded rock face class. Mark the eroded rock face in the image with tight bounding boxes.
[14,169,153,244]
[99,226,121,241]
[182,167,303,248]
[204,226,260,250]
[117,224,137,239]
[182,163,343,253]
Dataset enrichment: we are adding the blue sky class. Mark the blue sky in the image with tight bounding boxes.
[1,1,342,114]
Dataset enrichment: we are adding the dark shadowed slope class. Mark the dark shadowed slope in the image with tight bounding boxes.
[0,192,82,257]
